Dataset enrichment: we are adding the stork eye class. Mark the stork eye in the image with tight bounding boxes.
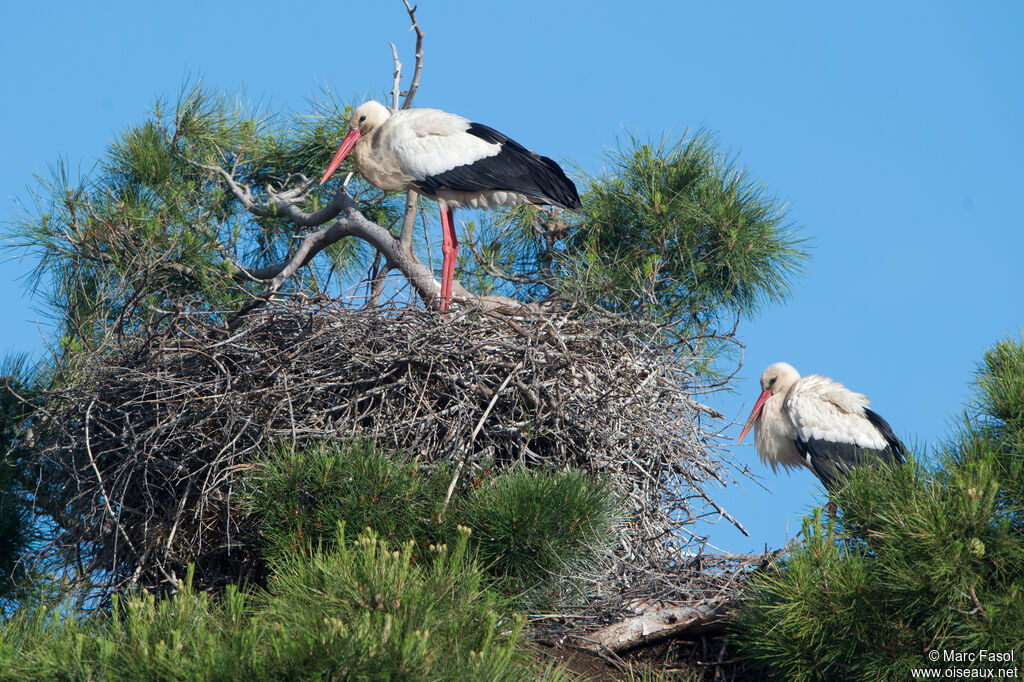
[359,115,367,123]
[768,377,777,387]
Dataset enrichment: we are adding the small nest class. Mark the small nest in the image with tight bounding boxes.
[33,301,742,599]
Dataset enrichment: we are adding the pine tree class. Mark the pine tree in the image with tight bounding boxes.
[0,6,808,679]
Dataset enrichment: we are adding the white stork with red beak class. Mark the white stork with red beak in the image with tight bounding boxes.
[737,362,907,488]
[319,101,580,311]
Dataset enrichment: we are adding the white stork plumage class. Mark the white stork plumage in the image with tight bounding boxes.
[319,101,580,311]
[737,362,907,489]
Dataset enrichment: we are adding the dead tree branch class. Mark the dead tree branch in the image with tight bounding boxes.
[389,41,403,112]
[581,603,729,654]
[399,190,419,250]
[400,1,424,109]
[196,153,527,316]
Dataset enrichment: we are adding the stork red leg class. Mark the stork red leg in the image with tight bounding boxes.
[439,206,459,312]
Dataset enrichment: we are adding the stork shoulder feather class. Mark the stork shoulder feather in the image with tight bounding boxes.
[384,110,501,180]
[391,108,472,137]
[785,375,887,450]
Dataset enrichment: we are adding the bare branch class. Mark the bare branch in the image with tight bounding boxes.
[400,1,424,109]
[368,263,394,307]
[580,603,728,653]
[421,205,435,273]
[389,41,403,112]
[189,159,343,227]
[196,159,256,207]
[366,250,383,299]
[399,190,418,250]
[264,181,345,227]
[685,396,725,419]
[84,399,140,565]
[229,188,441,310]
[187,158,520,317]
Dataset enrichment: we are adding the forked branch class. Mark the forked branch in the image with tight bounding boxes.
[400,1,424,109]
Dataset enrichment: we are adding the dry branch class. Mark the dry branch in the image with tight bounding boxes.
[389,40,403,112]
[400,0,424,110]
[581,603,727,654]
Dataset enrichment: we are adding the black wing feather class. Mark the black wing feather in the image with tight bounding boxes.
[412,122,580,210]
[863,408,908,463]
[794,410,907,489]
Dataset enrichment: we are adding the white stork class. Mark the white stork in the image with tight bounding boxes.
[737,362,907,489]
[319,101,580,311]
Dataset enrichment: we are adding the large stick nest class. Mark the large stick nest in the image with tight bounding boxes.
[34,301,741,597]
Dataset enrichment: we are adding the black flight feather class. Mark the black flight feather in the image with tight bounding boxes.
[863,408,908,463]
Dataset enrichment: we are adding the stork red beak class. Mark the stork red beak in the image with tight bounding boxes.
[737,389,772,443]
[319,128,362,184]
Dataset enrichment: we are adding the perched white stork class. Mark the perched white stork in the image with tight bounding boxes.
[737,362,907,489]
[319,101,580,311]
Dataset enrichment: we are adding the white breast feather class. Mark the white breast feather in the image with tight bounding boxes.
[755,394,808,473]
[785,375,887,450]
[383,109,501,180]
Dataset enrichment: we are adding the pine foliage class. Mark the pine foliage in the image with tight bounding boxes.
[560,134,803,352]
[734,336,1024,680]
[257,525,531,680]
[0,528,561,681]
[8,83,387,356]
[459,468,619,605]
[249,440,446,559]
[247,440,619,609]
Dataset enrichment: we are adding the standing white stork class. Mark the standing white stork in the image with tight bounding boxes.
[319,101,580,311]
[736,362,907,489]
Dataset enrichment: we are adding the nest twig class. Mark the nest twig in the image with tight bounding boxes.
[31,300,744,604]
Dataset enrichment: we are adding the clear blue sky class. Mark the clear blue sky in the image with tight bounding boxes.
[2,1,1022,552]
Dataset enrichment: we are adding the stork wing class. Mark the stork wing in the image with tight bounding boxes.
[383,109,579,209]
[786,379,904,488]
[413,123,580,209]
[383,109,503,181]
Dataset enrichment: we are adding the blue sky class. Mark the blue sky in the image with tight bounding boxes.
[2,2,1022,552]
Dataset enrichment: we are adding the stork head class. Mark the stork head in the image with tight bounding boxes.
[737,362,800,443]
[319,101,392,185]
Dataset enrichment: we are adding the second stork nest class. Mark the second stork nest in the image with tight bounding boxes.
[35,302,739,596]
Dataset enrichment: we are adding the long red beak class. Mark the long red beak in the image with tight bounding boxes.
[319,128,362,185]
[737,389,772,443]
